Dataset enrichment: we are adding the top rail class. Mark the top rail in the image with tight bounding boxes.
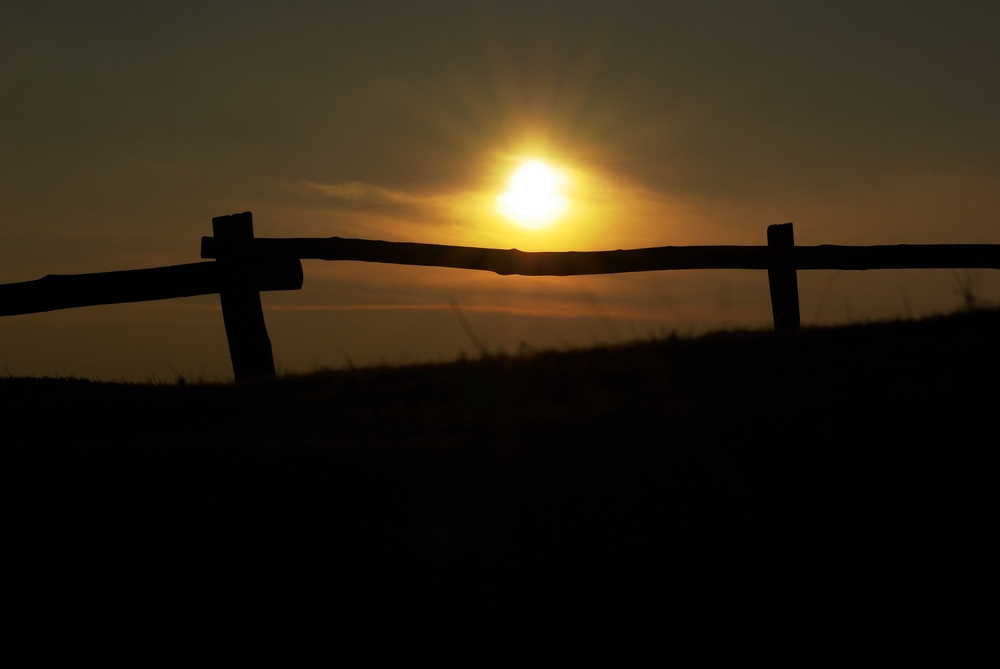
[201,237,1000,275]
[0,258,303,318]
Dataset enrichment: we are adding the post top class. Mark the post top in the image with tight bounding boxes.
[213,212,254,238]
[767,222,795,246]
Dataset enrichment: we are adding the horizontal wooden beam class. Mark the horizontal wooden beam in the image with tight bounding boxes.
[794,244,1000,270]
[201,237,1000,276]
[202,237,773,274]
[0,259,303,318]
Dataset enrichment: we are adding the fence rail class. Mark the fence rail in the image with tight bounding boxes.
[201,237,1000,274]
[0,259,303,318]
[2,211,998,380]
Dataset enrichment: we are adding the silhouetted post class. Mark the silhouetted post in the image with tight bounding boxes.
[214,212,276,380]
[767,222,800,331]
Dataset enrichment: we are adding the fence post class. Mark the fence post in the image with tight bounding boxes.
[214,212,276,380]
[767,222,801,331]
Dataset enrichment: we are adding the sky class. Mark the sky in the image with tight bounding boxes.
[2,1,999,381]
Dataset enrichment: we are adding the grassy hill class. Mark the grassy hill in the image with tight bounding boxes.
[3,309,997,652]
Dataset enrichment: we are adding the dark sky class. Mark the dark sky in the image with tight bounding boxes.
[2,1,999,380]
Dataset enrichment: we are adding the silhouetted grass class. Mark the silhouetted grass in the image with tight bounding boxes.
[2,309,997,653]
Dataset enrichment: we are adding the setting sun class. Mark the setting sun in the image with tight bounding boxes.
[497,160,569,229]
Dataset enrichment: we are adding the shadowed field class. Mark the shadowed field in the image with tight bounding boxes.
[3,310,997,652]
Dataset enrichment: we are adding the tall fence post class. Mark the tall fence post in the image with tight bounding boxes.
[767,222,801,331]
[214,212,276,380]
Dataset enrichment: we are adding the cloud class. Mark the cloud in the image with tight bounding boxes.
[304,180,442,209]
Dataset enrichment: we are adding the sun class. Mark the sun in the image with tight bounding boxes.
[497,160,569,229]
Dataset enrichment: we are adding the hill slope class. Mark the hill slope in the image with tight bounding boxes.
[3,310,997,651]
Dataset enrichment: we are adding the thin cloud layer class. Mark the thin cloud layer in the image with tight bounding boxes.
[304,181,437,208]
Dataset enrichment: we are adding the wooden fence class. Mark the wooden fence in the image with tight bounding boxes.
[2,211,998,380]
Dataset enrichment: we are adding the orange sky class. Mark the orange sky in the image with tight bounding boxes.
[2,2,999,380]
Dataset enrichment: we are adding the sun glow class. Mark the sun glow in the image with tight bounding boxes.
[497,160,569,229]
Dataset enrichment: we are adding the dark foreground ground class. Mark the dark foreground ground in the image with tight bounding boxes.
[3,310,998,653]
